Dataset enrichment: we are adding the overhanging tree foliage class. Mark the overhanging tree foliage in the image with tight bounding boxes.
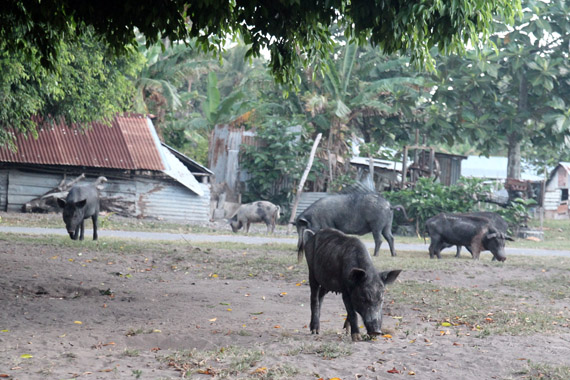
[429,0,570,178]
[0,28,143,148]
[3,0,521,85]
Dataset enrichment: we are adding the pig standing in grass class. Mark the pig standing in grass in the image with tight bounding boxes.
[57,182,102,241]
[229,201,280,234]
[303,228,401,341]
[295,192,407,262]
[425,213,511,262]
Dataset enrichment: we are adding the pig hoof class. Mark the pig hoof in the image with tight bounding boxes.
[311,330,319,335]
[351,333,362,342]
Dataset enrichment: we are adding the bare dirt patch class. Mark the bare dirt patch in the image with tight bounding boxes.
[1,234,569,380]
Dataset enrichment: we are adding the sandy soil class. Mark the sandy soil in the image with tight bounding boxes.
[1,230,569,380]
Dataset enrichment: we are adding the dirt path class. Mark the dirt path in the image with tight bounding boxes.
[1,225,569,257]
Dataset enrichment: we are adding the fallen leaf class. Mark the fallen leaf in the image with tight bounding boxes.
[212,274,218,278]
[0,374,10,378]
[198,368,216,375]
[408,371,416,375]
[250,312,263,315]
[74,321,83,325]
[151,347,161,352]
[279,292,287,296]
[453,342,462,346]
[227,308,232,311]
[20,354,33,359]
[209,318,217,322]
[274,325,281,328]
[252,367,267,374]
[296,283,302,286]
[441,322,452,327]
[387,367,400,374]
[382,334,392,339]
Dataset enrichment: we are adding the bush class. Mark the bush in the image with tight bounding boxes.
[383,177,491,234]
[240,119,312,221]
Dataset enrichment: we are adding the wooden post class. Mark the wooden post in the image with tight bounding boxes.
[402,146,408,188]
[287,133,322,234]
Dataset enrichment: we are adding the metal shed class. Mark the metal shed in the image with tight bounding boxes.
[0,114,212,223]
[544,162,570,219]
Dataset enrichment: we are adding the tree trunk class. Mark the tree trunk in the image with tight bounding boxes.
[507,134,522,179]
[507,75,528,180]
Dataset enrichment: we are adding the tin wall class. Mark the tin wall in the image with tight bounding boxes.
[2,169,210,223]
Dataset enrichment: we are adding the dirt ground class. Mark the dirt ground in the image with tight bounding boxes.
[1,227,569,380]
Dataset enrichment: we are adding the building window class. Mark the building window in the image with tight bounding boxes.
[562,188,569,202]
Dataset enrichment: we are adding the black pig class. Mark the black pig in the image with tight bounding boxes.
[452,212,509,259]
[426,213,511,262]
[295,192,407,262]
[57,182,101,240]
[303,228,401,341]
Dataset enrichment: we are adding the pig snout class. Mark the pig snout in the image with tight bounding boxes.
[362,311,383,336]
[494,248,507,262]
[364,320,382,336]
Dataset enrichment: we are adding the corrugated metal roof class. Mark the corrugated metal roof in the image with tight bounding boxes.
[0,114,164,171]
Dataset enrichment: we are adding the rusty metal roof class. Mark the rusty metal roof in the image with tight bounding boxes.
[0,114,165,171]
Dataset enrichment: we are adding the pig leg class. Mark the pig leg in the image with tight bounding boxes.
[342,292,361,341]
[428,237,442,259]
[381,224,396,257]
[371,230,382,256]
[92,214,98,241]
[455,246,462,257]
[79,220,85,241]
[72,225,80,240]
[309,283,327,334]
[245,221,251,234]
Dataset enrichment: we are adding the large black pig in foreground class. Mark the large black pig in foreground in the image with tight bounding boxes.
[426,213,511,262]
[303,228,401,341]
[295,192,406,262]
[57,182,102,240]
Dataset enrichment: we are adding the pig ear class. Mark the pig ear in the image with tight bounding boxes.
[57,198,66,208]
[486,226,499,240]
[380,270,401,285]
[302,229,315,243]
[75,199,87,208]
[297,217,309,228]
[349,268,367,284]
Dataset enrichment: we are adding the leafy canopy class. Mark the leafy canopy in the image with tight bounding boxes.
[2,0,521,84]
[0,28,143,148]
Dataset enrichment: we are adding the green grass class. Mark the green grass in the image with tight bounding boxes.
[389,280,569,336]
[513,361,570,380]
[161,346,287,379]
[285,341,353,359]
[503,274,570,300]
